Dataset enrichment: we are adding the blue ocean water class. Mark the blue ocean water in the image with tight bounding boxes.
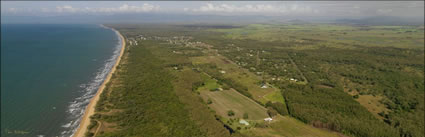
[1,24,121,137]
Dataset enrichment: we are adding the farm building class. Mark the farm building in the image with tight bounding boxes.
[261,84,268,88]
[239,120,250,126]
[264,117,273,122]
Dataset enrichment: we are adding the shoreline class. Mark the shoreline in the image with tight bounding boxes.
[72,25,125,137]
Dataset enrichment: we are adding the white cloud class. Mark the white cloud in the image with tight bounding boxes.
[43,3,160,14]
[377,9,393,14]
[188,3,318,15]
[2,7,19,13]
[92,3,160,13]
[8,8,17,12]
[41,8,50,12]
[56,5,78,13]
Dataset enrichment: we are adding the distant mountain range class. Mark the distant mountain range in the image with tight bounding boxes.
[335,16,424,26]
[2,14,423,26]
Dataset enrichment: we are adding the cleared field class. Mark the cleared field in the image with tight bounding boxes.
[342,77,390,119]
[263,88,285,104]
[244,116,341,137]
[199,73,221,91]
[192,55,284,104]
[199,87,268,120]
[196,63,340,137]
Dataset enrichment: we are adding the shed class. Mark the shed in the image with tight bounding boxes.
[239,119,250,126]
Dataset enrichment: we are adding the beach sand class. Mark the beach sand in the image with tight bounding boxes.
[73,27,125,137]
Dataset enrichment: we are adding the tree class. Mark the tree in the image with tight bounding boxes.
[243,112,249,119]
[207,98,213,104]
[227,110,235,116]
[267,107,278,118]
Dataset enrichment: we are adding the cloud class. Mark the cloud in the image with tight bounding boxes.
[43,3,160,14]
[56,5,78,13]
[187,3,318,15]
[2,7,19,13]
[8,8,18,12]
[89,3,160,13]
[377,9,393,14]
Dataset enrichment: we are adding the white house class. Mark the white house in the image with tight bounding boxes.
[264,117,273,122]
[239,119,250,126]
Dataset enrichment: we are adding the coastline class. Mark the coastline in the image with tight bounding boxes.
[72,25,125,137]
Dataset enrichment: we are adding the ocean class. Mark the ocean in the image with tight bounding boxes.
[1,24,121,137]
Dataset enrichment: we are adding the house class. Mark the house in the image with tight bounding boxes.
[264,117,273,122]
[239,119,250,126]
[220,70,226,74]
[261,84,268,88]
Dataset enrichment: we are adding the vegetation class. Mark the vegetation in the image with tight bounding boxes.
[91,39,207,137]
[98,23,424,137]
[243,113,249,119]
[266,107,278,118]
[227,110,235,117]
[201,24,424,137]
[207,98,213,104]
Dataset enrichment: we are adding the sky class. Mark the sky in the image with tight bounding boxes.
[1,1,424,17]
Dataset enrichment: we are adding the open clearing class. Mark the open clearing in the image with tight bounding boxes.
[192,55,284,104]
[243,116,341,137]
[195,60,339,137]
[199,84,268,120]
[342,77,390,119]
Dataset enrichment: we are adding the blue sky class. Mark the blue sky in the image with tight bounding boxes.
[1,1,424,17]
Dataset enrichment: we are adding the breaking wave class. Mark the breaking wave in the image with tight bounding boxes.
[60,25,122,137]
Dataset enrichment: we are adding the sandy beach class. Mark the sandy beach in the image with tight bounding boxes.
[72,26,125,137]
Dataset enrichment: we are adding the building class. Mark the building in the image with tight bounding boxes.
[261,84,268,88]
[264,117,273,122]
[239,120,250,126]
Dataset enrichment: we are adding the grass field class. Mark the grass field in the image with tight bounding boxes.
[199,73,221,91]
[192,55,284,105]
[243,116,341,137]
[342,77,390,119]
[263,88,285,104]
[199,82,268,120]
[198,73,340,137]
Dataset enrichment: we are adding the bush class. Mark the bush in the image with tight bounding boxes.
[227,110,235,116]
[267,107,278,118]
[265,101,289,116]
[207,98,213,104]
[85,132,94,137]
[87,120,98,130]
[243,113,249,119]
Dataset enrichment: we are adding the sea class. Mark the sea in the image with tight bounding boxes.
[1,24,122,137]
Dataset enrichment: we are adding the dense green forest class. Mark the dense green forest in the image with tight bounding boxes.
[94,43,203,136]
[89,39,227,137]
